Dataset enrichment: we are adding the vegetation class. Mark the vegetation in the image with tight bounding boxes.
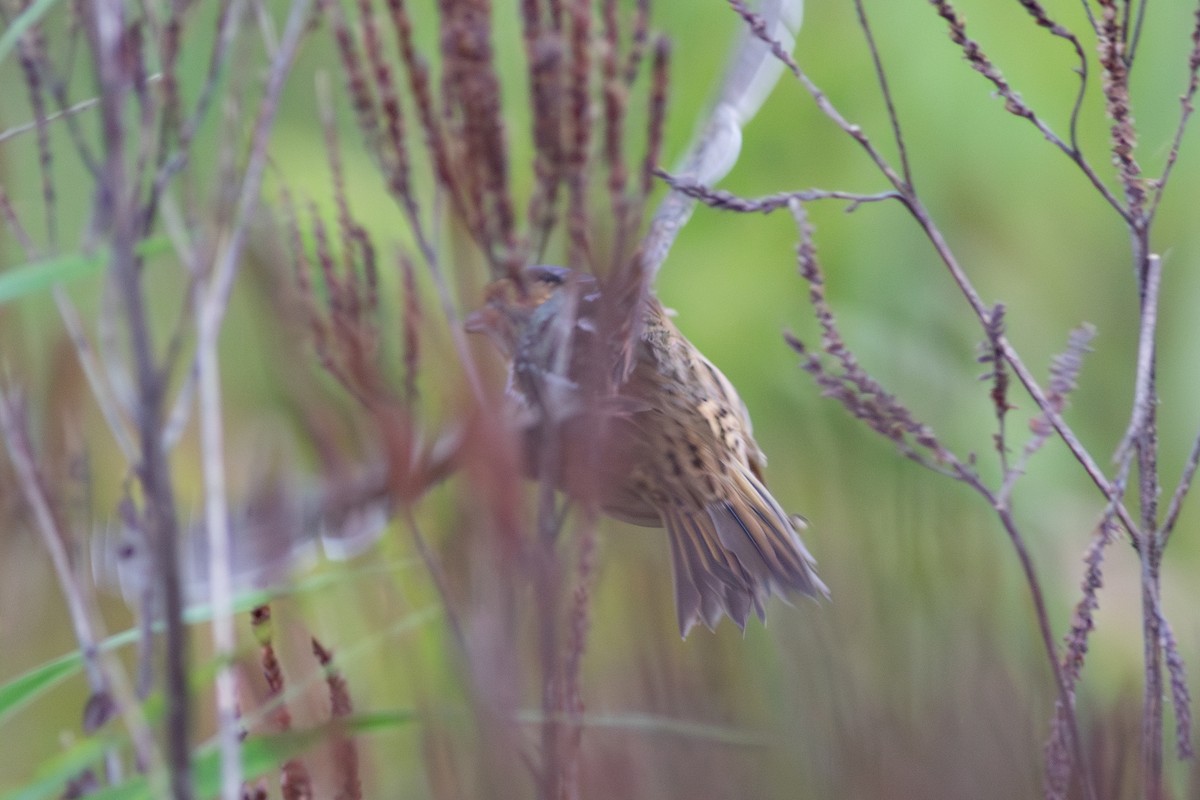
[2,0,1199,797]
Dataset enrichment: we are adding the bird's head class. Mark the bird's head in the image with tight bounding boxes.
[466,265,589,357]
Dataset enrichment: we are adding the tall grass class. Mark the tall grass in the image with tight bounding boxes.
[1,1,1199,798]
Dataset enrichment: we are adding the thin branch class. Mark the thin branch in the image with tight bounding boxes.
[729,0,904,189]
[400,506,468,657]
[1046,516,1117,799]
[1114,253,1161,466]
[1128,0,1150,67]
[899,190,1144,542]
[1078,0,1100,34]
[16,21,58,247]
[929,0,1129,220]
[658,173,901,213]
[1014,0,1091,155]
[52,287,139,464]
[733,0,1145,545]
[1141,561,1167,800]
[7,32,104,177]
[0,89,98,145]
[82,0,195,791]
[0,387,112,716]
[199,0,313,332]
[149,0,247,228]
[852,0,912,188]
[193,4,313,794]
[0,184,36,254]
[788,198,1097,799]
[1148,2,1200,219]
[1161,423,1200,545]
[992,502,1097,800]
[0,385,159,776]
[194,301,242,800]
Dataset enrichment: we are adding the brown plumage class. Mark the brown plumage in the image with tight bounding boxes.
[467,265,828,636]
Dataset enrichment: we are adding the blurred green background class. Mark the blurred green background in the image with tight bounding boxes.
[2,0,1200,797]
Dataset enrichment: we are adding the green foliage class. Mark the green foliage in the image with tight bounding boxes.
[0,0,64,67]
[0,238,172,306]
[1,711,418,800]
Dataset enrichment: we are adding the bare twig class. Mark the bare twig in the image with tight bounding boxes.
[0,388,112,719]
[929,0,1129,219]
[898,187,1144,543]
[0,184,36,254]
[1140,555,1165,800]
[149,0,248,227]
[1161,424,1200,546]
[16,21,58,247]
[658,174,900,213]
[53,287,139,464]
[193,3,313,796]
[4,37,105,176]
[1148,4,1200,218]
[730,61,1144,540]
[1127,0,1150,68]
[401,506,467,655]
[0,385,159,777]
[1114,253,1161,466]
[1097,1,1169,786]
[992,502,1097,800]
[1014,0,1091,155]
[81,0,194,792]
[0,87,99,145]
[1045,517,1117,800]
[852,0,912,187]
[787,194,1097,800]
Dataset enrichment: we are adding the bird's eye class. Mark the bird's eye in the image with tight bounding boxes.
[535,270,564,287]
[527,265,570,287]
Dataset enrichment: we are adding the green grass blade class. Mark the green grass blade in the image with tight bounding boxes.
[0,0,64,67]
[0,628,140,726]
[0,561,421,727]
[0,237,173,307]
[0,732,114,800]
[0,252,106,306]
[10,711,420,800]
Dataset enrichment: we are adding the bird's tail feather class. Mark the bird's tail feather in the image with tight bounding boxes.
[663,464,828,637]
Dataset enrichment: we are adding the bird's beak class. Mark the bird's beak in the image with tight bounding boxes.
[465,304,516,357]
[464,306,494,335]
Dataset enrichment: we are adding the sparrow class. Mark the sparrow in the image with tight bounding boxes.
[467,265,828,636]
